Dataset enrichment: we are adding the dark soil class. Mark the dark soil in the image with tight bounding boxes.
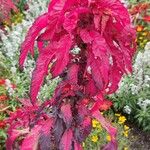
[130,124,150,150]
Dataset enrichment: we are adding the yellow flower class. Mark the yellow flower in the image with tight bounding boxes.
[123,130,129,137]
[91,135,98,143]
[115,113,121,117]
[139,36,143,40]
[124,147,128,150]
[142,32,148,36]
[124,125,129,131]
[92,119,99,128]
[118,116,126,124]
[106,135,111,142]
[97,124,102,130]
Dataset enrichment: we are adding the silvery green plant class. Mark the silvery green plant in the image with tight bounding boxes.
[0,0,58,100]
[112,42,150,131]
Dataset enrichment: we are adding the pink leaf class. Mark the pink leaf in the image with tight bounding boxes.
[6,129,29,150]
[74,140,83,150]
[59,129,73,150]
[21,125,42,150]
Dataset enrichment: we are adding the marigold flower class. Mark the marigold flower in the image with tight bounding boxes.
[124,125,129,131]
[91,135,98,143]
[118,116,126,124]
[123,130,129,137]
[92,119,99,128]
[142,32,148,36]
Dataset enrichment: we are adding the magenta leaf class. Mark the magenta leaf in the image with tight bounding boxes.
[74,140,83,150]
[59,129,73,150]
[60,103,72,128]
[19,13,49,68]
[6,128,29,150]
[30,50,55,104]
[21,125,42,150]
[50,35,72,78]
[39,119,54,149]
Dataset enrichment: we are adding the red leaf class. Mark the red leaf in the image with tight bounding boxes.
[0,120,6,129]
[67,64,79,84]
[50,35,72,78]
[30,50,55,104]
[91,99,113,112]
[39,119,54,149]
[143,16,150,22]
[107,64,123,94]
[80,29,93,43]
[19,13,49,68]
[89,53,104,90]
[59,129,73,150]
[63,11,78,33]
[60,103,72,128]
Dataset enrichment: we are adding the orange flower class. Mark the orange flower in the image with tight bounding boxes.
[99,100,113,111]
[136,26,143,32]
[0,95,8,101]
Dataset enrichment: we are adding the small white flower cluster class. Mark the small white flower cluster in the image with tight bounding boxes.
[5,79,15,96]
[123,105,132,114]
[137,98,150,111]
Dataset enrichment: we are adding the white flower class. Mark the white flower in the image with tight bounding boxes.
[124,105,132,114]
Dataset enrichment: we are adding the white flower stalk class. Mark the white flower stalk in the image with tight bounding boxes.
[117,42,150,95]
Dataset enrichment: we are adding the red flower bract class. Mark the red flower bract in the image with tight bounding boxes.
[7,0,136,150]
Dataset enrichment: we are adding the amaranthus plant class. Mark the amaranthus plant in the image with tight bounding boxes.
[6,0,136,149]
